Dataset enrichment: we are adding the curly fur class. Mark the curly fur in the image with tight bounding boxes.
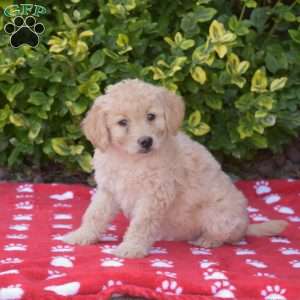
[63,79,288,258]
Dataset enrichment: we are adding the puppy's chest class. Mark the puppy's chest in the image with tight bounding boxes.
[105,169,156,219]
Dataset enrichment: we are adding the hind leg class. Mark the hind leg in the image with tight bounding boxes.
[189,206,249,248]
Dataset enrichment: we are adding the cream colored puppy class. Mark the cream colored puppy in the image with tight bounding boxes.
[63,79,287,258]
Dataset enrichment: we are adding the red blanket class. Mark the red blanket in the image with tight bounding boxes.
[0,181,299,300]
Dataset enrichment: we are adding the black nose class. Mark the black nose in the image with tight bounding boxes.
[138,136,153,149]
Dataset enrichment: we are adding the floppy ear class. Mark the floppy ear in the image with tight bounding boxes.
[81,97,110,152]
[161,88,185,135]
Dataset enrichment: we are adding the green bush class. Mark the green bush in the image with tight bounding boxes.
[0,0,300,172]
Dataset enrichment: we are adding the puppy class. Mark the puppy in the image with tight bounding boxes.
[63,79,288,258]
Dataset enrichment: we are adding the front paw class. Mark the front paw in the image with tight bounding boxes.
[113,242,148,258]
[62,229,99,245]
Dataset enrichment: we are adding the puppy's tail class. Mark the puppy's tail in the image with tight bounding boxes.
[246,220,288,237]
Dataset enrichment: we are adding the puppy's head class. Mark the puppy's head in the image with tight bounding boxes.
[82,79,185,155]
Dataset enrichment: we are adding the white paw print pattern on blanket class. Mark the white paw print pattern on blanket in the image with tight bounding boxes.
[17,184,33,193]
[100,257,124,267]
[100,233,118,242]
[49,191,74,201]
[156,271,177,279]
[15,201,33,210]
[100,245,117,254]
[149,247,167,254]
[235,248,256,255]
[289,260,300,268]
[0,284,24,300]
[51,245,74,253]
[0,269,19,276]
[279,247,300,255]
[190,247,212,255]
[3,243,27,251]
[9,224,29,231]
[203,268,228,280]
[156,280,183,295]
[0,257,23,264]
[13,214,32,221]
[47,270,67,280]
[255,272,276,278]
[288,215,300,222]
[151,259,174,268]
[211,281,236,299]
[6,234,27,240]
[44,282,80,296]
[53,214,72,220]
[51,256,74,268]
[263,193,281,205]
[261,285,287,300]
[245,259,267,269]
[274,205,295,215]
[199,259,219,269]
[254,181,271,195]
[249,213,269,222]
[270,237,290,244]
[102,280,123,291]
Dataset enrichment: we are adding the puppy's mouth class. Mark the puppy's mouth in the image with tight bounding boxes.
[138,148,152,154]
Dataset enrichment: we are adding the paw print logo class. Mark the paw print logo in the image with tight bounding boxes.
[249,213,269,222]
[51,245,74,253]
[100,257,124,267]
[245,259,267,269]
[0,284,24,300]
[100,245,117,254]
[9,224,30,231]
[13,214,32,221]
[6,234,27,239]
[100,233,118,242]
[255,272,276,278]
[261,285,287,300]
[47,270,67,280]
[4,243,27,251]
[16,184,33,193]
[279,247,300,255]
[0,257,23,264]
[156,280,183,295]
[190,247,212,255]
[254,181,271,195]
[211,281,235,299]
[270,237,290,244]
[4,16,44,48]
[149,247,167,254]
[199,259,219,269]
[15,201,33,210]
[102,279,123,291]
[203,268,228,280]
[235,248,256,255]
[289,260,300,268]
[151,259,174,268]
[263,193,281,205]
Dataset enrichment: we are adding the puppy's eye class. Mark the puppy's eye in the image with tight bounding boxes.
[118,119,128,127]
[147,113,156,121]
